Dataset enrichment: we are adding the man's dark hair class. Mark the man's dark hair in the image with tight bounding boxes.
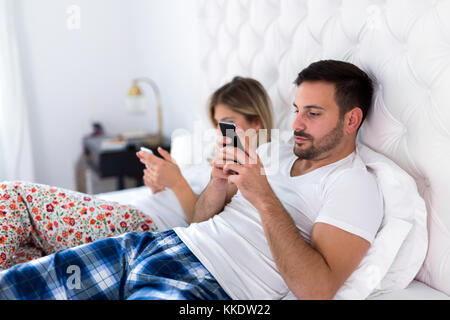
[295,60,374,128]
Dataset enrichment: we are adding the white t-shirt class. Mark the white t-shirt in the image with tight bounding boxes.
[174,142,384,300]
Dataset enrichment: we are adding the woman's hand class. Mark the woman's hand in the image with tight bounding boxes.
[210,135,234,189]
[137,147,198,222]
[142,168,166,194]
[136,147,183,192]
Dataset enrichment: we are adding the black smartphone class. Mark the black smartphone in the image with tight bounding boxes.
[218,121,245,151]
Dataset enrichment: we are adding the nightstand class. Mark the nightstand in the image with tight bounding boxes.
[83,136,170,191]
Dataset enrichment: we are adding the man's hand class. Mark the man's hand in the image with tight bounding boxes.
[222,127,277,208]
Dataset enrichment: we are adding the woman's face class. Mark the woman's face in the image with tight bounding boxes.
[213,104,262,132]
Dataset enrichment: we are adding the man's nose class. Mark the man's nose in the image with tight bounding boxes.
[292,113,306,131]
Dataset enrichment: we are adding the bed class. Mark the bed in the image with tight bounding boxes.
[99,0,450,300]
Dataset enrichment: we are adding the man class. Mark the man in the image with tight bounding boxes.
[0,60,383,300]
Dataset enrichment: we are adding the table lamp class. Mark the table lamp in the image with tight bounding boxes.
[124,77,163,146]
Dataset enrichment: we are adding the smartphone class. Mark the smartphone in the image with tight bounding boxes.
[140,147,154,155]
[218,121,245,151]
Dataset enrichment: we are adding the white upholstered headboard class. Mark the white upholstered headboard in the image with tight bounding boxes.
[195,0,450,295]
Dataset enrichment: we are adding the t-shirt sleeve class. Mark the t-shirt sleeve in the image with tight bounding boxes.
[314,168,384,244]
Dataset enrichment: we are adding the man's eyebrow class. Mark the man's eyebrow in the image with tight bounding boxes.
[292,103,325,110]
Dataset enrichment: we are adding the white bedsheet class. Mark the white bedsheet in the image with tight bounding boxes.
[96,163,212,231]
[97,186,188,231]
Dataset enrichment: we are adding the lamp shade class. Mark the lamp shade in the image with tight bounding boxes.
[124,77,163,146]
[125,94,147,114]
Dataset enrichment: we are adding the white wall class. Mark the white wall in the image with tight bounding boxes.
[14,0,203,190]
[129,0,206,133]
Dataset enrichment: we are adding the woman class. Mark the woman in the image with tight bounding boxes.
[0,76,274,270]
[137,76,273,221]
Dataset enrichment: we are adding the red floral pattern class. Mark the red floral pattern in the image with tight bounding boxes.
[0,181,158,270]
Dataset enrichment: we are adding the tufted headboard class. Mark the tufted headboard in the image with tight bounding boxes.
[195,0,450,296]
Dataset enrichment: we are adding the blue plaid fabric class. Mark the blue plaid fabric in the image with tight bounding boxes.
[0,230,231,300]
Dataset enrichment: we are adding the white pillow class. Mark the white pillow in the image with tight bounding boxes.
[333,144,428,299]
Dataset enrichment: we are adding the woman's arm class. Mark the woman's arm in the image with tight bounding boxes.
[138,147,198,223]
[191,137,238,223]
[192,179,237,223]
[170,176,198,223]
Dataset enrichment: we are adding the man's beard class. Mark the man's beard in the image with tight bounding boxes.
[293,119,344,160]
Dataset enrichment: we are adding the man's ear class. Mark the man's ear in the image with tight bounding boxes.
[344,107,363,135]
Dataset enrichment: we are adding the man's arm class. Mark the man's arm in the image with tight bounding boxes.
[226,168,370,299]
[224,129,371,299]
[254,196,370,300]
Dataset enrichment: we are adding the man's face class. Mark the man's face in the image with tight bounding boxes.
[292,81,345,160]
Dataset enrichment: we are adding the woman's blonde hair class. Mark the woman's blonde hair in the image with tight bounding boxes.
[207,76,274,142]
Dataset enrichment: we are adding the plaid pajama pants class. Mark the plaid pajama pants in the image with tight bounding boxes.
[0,229,231,300]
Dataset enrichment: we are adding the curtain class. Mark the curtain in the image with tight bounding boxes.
[0,0,34,181]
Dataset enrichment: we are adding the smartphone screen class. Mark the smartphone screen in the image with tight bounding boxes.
[218,121,245,151]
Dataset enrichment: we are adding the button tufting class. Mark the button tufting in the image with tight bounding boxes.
[402,42,409,54]
[197,0,450,297]
[402,126,408,136]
